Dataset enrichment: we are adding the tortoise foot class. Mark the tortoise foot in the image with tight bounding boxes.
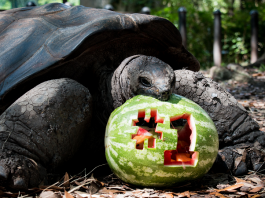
[211,147,249,176]
[0,153,47,190]
[0,78,93,189]
[216,141,265,176]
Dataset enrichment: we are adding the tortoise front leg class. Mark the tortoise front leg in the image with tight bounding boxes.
[0,78,92,190]
[173,70,264,175]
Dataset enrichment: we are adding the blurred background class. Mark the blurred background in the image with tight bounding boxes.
[0,0,265,69]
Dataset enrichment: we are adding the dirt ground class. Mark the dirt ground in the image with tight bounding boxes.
[0,69,264,198]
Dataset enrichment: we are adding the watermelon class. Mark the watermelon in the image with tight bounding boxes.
[105,94,218,187]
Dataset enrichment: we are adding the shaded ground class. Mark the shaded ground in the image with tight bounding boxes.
[0,69,264,198]
[218,68,265,133]
[1,168,264,197]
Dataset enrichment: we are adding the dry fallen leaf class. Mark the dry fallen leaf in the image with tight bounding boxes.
[40,191,61,198]
[88,180,103,194]
[211,192,227,198]
[142,192,150,197]
[75,193,83,198]
[64,172,70,188]
[248,177,263,185]
[177,191,190,198]
[164,193,174,198]
[39,185,64,191]
[249,102,255,107]
[75,191,101,198]
[234,177,246,183]
[65,190,74,198]
[149,194,159,198]
[252,73,262,77]
[99,187,125,194]
[217,183,244,192]
[74,181,89,190]
[216,184,230,189]
[250,195,261,198]
[234,149,245,155]
[234,156,243,170]
[239,185,250,192]
[249,186,263,193]
[226,189,237,193]
[237,191,246,195]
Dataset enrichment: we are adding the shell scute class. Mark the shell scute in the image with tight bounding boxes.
[0,3,199,115]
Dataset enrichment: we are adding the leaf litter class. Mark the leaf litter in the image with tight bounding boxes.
[2,162,265,197]
[1,68,265,198]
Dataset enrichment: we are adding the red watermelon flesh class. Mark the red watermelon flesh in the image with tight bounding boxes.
[132,109,198,166]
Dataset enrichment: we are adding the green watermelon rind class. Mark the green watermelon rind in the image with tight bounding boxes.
[105,94,218,187]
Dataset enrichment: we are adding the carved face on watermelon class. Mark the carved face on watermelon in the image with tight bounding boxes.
[105,94,219,187]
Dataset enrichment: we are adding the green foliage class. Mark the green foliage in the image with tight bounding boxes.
[221,1,265,66]
[153,0,214,68]
[67,0,79,6]
[38,0,79,6]
[153,0,265,68]
[37,0,62,5]
[259,64,265,72]
[0,0,80,9]
[0,0,11,9]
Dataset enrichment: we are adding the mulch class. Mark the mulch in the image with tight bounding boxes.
[1,170,264,198]
[1,69,264,198]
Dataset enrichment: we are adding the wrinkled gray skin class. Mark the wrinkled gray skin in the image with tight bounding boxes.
[0,55,175,190]
[174,70,265,175]
[0,79,93,189]
[94,55,175,126]
[112,55,175,108]
[0,55,264,190]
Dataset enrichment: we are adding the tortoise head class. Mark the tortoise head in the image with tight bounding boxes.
[111,55,175,109]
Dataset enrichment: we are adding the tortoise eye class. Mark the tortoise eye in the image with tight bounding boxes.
[140,77,151,87]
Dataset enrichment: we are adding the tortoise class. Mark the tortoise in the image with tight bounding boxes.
[0,3,264,190]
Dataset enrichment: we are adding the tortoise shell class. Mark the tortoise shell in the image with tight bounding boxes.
[0,3,199,114]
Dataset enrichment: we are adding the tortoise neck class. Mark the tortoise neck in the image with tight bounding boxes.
[111,55,141,109]
[95,55,140,126]
[111,63,130,110]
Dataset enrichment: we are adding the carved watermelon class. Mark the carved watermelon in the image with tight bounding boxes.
[105,94,218,187]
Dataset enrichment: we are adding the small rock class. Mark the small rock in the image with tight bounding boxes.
[227,63,245,72]
[209,66,232,81]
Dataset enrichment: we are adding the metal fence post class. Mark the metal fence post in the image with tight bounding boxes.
[141,7,150,15]
[250,10,258,63]
[178,7,187,48]
[11,0,17,8]
[213,10,222,66]
[104,4,114,11]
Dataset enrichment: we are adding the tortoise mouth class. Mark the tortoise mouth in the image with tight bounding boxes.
[158,94,170,101]
[157,91,171,101]
[138,89,172,101]
[139,93,171,101]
